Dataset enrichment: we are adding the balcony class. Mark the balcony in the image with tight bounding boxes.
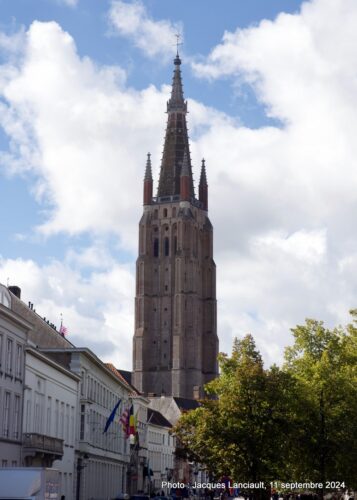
[22,433,64,464]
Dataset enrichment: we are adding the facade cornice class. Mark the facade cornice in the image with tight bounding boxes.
[41,347,132,392]
[29,347,81,381]
[0,303,33,332]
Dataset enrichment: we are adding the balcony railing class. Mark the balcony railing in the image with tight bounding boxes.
[152,195,180,204]
[22,433,64,456]
[151,195,203,208]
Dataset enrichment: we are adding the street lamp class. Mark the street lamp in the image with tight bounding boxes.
[75,453,89,500]
[166,467,173,481]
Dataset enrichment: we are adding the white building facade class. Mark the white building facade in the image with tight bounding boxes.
[23,347,79,499]
[0,286,30,468]
[43,348,132,500]
[147,409,175,495]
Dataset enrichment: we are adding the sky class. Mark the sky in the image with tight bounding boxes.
[1,0,357,370]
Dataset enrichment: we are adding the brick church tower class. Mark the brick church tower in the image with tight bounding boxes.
[132,53,218,399]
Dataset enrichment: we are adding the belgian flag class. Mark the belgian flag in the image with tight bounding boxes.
[129,405,136,435]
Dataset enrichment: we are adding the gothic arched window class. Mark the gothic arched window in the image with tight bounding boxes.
[154,238,159,257]
[164,237,169,256]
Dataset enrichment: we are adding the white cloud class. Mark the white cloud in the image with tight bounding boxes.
[190,0,357,359]
[0,29,26,55]
[255,229,327,266]
[108,0,182,59]
[0,21,228,250]
[55,0,78,7]
[0,251,134,368]
[0,21,164,247]
[1,1,357,369]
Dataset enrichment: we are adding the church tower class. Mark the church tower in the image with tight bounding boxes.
[132,53,218,399]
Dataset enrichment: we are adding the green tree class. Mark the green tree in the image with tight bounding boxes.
[174,335,299,493]
[284,313,357,489]
[175,315,357,493]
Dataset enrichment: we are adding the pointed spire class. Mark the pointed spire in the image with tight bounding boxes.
[143,152,153,205]
[167,52,186,113]
[199,158,208,211]
[157,55,194,198]
[144,152,153,181]
[199,158,207,186]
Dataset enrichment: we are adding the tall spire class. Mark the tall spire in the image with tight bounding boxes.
[157,54,195,199]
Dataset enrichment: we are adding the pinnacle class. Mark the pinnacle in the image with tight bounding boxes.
[144,152,153,181]
[199,158,207,185]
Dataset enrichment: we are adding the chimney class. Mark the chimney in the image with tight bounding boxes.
[193,385,201,400]
[8,286,21,299]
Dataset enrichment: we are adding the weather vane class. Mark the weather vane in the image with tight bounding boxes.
[174,33,183,55]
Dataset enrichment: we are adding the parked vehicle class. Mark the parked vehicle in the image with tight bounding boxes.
[0,468,61,499]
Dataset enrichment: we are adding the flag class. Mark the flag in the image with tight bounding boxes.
[59,324,68,336]
[103,399,121,433]
[120,406,130,437]
[129,405,136,435]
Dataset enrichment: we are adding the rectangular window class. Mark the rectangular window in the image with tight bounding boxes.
[55,400,59,437]
[80,404,85,440]
[65,404,70,443]
[13,395,20,439]
[80,371,85,396]
[3,392,10,437]
[46,397,52,435]
[34,393,42,433]
[2,460,7,467]
[60,402,64,438]
[70,406,75,445]
[89,377,92,399]
[6,338,13,374]
[0,333,3,367]
[26,398,31,432]
[15,344,22,378]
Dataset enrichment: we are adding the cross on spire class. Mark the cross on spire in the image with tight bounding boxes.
[174,33,183,56]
